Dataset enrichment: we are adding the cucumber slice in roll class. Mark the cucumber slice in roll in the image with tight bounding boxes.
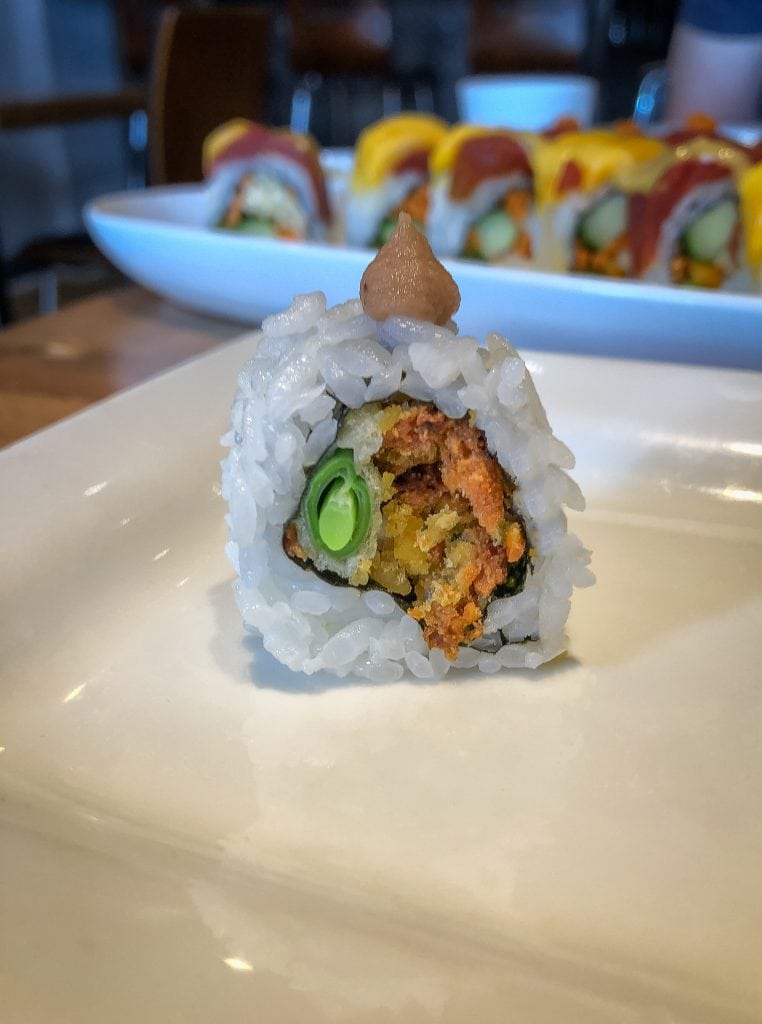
[578,194,627,251]
[681,199,737,262]
[472,209,517,260]
[236,217,277,237]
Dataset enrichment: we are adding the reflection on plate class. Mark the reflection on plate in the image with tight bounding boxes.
[1,339,761,1021]
[86,184,762,371]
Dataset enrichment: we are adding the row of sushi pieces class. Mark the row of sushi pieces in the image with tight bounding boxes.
[203,113,762,291]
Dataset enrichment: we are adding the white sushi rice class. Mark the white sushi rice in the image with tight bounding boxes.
[221,292,593,680]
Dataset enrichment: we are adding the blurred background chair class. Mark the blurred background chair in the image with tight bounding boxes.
[470,0,587,74]
[0,2,273,323]
[285,0,394,144]
[148,4,272,184]
[587,0,678,119]
[283,0,456,143]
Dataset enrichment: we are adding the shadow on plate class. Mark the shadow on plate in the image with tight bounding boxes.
[207,578,581,695]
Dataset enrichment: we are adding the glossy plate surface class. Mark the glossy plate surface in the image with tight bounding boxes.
[86,185,762,371]
[1,338,761,1022]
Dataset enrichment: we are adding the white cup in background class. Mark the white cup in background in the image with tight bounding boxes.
[456,74,599,131]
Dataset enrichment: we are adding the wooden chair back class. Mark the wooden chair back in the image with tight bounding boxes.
[148,5,272,185]
[287,0,390,77]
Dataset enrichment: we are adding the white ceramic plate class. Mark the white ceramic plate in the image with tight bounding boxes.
[2,336,761,1022]
[85,185,762,372]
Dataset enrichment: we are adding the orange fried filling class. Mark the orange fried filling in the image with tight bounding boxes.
[572,233,628,277]
[670,255,724,288]
[369,403,527,659]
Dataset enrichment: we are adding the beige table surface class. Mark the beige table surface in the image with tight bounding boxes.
[0,286,246,449]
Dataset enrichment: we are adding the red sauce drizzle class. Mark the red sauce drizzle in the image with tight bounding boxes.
[556,159,582,196]
[393,148,429,176]
[450,135,532,201]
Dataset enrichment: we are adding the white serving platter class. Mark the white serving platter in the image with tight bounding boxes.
[85,184,762,371]
[1,333,761,1022]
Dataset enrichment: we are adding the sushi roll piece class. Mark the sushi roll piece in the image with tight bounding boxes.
[622,137,752,289]
[221,214,593,680]
[426,125,537,263]
[345,113,448,248]
[203,119,331,241]
[530,128,665,276]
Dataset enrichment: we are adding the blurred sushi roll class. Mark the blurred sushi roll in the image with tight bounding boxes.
[344,113,448,248]
[531,128,665,276]
[221,214,593,680]
[622,136,752,289]
[427,125,537,263]
[203,119,331,241]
